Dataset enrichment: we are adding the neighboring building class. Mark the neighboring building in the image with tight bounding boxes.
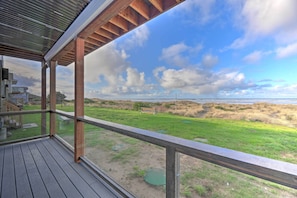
[9,86,29,105]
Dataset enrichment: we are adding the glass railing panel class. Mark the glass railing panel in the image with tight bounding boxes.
[0,112,49,143]
[56,114,74,147]
[84,123,166,198]
[178,153,297,198]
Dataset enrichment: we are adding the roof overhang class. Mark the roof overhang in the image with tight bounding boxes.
[0,0,185,66]
[0,0,90,62]
[44,0,114,62]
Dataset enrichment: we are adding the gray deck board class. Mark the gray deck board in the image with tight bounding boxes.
[28,142,66,198]
[0,138,120,198]
[13,144,33,198]
[49,140,118,198]
[35,140,83,198]
[2,145,16,198]
[42,140,101,198]
[0,144,4,195]
[21,143,49,198]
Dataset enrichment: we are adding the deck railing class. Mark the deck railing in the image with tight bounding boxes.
[0,110,49,144]
[55,110,297,197]
[1,110,297,197]
[3,100,23,128]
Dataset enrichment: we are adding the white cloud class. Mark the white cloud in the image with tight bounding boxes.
[120,24,150,49]
[73,42,152,98]
[56,66,74,99]
[160,43,189,67]
[260,84,297,97]
[160,42,203,67]
[243,50,263,63]
[126,67,145,87]
[276,42,297,58]
[241,0,297,35]
[227,0,297,49]
[84,42,128,85]
[154,66,251,95]
[174,0,217,24]
[4,57,42,96]
[202,54,218,68]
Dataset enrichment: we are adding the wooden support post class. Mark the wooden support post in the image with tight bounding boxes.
[49,61,56,136]
[41,61,47,135]
[166,147,179,198]
[74,37,85,162]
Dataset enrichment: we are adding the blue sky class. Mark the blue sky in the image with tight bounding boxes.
[4,0,297,99]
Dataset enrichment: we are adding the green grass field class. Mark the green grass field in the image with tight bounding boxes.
[57,105,297,164]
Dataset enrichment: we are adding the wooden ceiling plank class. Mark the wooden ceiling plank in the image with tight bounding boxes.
[95,29,114,40]
[85,37,102,46]
[149,4,162,18]
[85,42,96,50]
[119,7,139,26]
[79,0,134,39]
[164,0,184,9]
[85,39,94,46]
[52,42,75,62]
[56,0,185,66]
[89,33,108,43]
[130,0,150,20]
[149,0,163,12]
[0,45,43,62]
[102,22,121,36]
[109,15,129,32]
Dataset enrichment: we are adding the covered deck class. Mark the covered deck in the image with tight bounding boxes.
[0,137,128,198]
[1,0,297,197]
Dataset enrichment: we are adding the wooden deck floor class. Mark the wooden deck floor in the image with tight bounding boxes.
[0,138,123,198]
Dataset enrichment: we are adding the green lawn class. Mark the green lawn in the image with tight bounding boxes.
[58,105,297,164]
[3,105,47,141]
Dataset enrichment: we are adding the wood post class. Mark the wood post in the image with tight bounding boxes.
[166,147,179,198]
[74,37,85,162]
[41,61,47,135]
[49,61,56,136]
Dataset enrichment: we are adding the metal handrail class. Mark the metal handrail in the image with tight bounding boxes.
[75,114,297,193]
[54,110,297,197]
[0,109,49,116]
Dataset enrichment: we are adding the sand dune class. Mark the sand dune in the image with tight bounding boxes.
[83,99,297,128]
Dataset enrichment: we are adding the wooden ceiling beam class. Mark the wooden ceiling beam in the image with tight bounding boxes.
[109,15,129,32]
[149,5,161,18]
[130,0,150,20]
[95,29,114,40]
[102,22,122,36]
[85,38,103,47]
[52,41,74,62]
[79,0,134,39]
[0,44,43,62]
[65,50,74,55]
[149,0,163,12]
[85,42,96,50]
[89,34,107,44]
[54,0,185,66]
[119,6,139,26]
